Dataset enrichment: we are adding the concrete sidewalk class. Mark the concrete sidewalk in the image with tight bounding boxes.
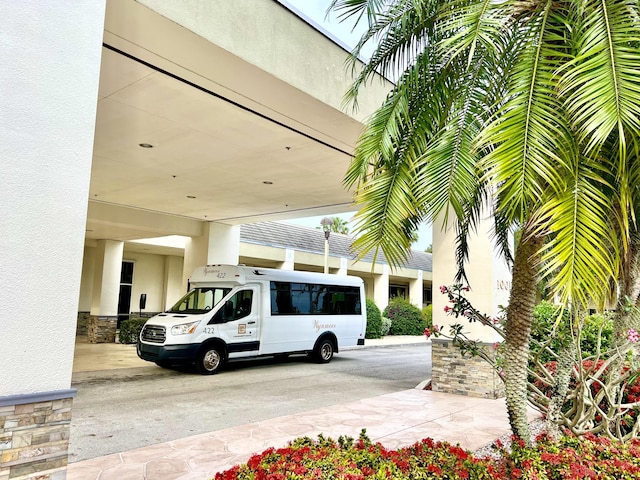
[67,388,537,480]
[67,336,537,479]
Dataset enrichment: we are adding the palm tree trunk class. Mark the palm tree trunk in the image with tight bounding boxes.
[613,233,640,348]
[504,229,542,443]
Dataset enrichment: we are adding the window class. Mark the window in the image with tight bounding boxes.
[270,282,361,315]
[423,287,433,305]
[211,289,253,324]
[389,284,408,299]
[117,261,134,327]
[169,287,231,314]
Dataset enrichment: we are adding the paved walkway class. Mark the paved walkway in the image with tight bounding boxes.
[67,336,539,479]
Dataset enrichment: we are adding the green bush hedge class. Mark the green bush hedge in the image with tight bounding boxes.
[530,301,613,362]
[382,297,426,335]
[365,298,383,339]
[381,317,392,336]
[422,304,433,329]
[118,317,147,344]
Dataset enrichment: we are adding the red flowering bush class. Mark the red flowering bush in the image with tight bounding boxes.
[495,432,640,479]
[213,430,640,479]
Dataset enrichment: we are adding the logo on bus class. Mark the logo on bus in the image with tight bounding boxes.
[313,319,336,332]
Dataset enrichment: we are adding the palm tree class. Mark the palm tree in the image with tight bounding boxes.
[317,217,350,234]
[331,0,640,441]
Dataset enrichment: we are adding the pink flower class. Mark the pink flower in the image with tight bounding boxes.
[463,286,470,291]
[493,342,501,350]
[439,285,448,294]
[627,328,639,343]
[444,305,451,313]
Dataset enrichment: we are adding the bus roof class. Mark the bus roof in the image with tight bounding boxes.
[189,265,364,287]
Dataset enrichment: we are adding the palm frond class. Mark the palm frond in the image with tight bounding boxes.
[534,152,618,307]
[560,0,640,157]
[479,0,573,224]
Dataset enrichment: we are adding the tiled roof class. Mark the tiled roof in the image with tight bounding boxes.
[240,221,432,272]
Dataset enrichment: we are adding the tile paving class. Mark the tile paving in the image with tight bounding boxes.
[67,337,539,479]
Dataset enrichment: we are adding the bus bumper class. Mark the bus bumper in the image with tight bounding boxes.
[137,342,200,366]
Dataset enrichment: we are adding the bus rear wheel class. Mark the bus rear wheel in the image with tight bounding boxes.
[314,339,334,363]
[197,345,225,374]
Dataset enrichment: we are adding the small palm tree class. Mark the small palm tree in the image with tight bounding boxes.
[332,0,640,441]
[316,216,350,234]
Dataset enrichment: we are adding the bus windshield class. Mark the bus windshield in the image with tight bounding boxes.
[168,287,232,314]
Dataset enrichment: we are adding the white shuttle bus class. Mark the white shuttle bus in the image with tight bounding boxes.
[137,264,366,374]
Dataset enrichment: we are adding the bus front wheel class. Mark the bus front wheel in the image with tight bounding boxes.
[197,345,225,374]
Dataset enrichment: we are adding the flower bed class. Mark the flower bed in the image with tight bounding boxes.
[214,430,640,479]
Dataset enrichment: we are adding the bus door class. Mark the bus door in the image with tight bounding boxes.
[209,287,259,355]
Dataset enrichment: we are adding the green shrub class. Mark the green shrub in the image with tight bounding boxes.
[422,304,433,328]
[382,297,426,335]
[118,317,147,344]
[381,317,392,336]
[365,298,383,339]
[580,313,613,356]
[530,301,613,362]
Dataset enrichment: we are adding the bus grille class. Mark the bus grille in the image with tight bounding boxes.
[141,325,166,343]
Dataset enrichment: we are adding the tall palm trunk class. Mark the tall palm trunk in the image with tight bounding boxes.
[613,233,640,348]
[504,229,542,443]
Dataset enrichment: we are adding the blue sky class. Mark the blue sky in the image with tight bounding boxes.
[280,1,433,251]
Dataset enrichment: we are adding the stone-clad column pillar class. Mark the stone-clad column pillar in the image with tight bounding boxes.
[88,240,124,343]
[431,212,511,398]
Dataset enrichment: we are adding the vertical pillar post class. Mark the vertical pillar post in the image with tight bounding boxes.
[278,248,295,270]
[431,212,511,398]
[409,270,424,308]
[373,265,390,311]
[337,258,348,276]
[0,2,105,478]
[89,240,124,343]
[183,222,240,289]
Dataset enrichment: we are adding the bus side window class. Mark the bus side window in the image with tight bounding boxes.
[276,290,293,314]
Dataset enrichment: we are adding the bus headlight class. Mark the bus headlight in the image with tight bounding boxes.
[171,321,200,335]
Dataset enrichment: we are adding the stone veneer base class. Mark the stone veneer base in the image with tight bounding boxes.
[0,390,76,480]
[431,338,505,399]
[87,315,117,343]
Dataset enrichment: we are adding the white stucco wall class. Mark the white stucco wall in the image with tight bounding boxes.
[432,212,509,343]
[0,2,106,396]
[125,252,167,314]
[137,0,390,121]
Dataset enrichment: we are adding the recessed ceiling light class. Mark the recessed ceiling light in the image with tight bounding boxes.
[263,181,273,185]
[186,195,196,199]
[139,143,154,148]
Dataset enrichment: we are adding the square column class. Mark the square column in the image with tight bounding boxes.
[431,212,511,397]
[373,265,390,311]
[183,222,240,288]
[88,240,124,343]
[0,1,106,478]
[409,270,424,307]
